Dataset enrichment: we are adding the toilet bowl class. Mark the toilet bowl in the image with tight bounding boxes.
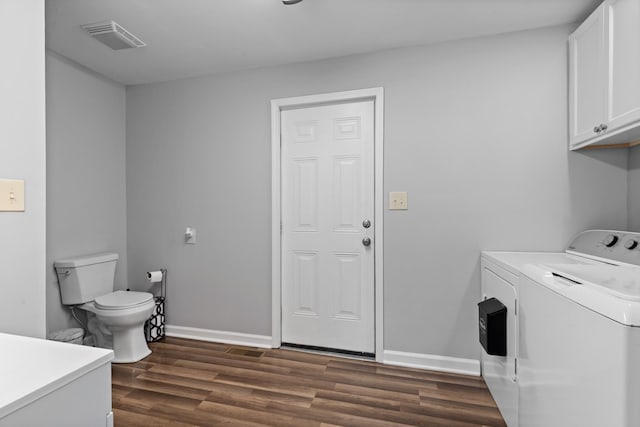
[81,290,155,363]
[54,253,155,363]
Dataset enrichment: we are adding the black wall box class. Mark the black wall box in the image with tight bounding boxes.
[478,297,507,356]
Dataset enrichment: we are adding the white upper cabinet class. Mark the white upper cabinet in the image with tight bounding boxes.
[569,4,606,147]
[569,0,640,150]
[607,0,640,130]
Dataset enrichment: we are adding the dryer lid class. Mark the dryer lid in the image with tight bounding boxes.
[95,290,153,310]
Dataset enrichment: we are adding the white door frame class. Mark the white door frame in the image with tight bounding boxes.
[271,87,384,362]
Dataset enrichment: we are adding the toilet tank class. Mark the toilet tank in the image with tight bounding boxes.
[54,253,119,305]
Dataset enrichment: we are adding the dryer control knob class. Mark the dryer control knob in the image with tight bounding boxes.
[604,234,619,247]
[624,239,638,250]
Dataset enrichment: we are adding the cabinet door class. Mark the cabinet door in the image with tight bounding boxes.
[569,4,606,147]
[607,0,640,131]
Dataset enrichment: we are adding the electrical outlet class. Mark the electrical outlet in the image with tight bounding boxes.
[389,191,408,210]
[185,227,197,245]
[0,179,25,212]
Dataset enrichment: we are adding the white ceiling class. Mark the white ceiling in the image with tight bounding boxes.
[46,0,600,86]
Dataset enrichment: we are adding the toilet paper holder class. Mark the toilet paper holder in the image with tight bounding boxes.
[145,268,167,343]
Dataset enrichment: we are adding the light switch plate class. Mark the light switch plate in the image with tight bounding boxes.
[389,191,408,210]
[0,179,25,212]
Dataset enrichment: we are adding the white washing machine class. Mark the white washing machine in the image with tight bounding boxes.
[480,230,640,427]
[519,230,640,427]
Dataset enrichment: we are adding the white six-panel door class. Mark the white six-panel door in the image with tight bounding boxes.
[281,100,374,353]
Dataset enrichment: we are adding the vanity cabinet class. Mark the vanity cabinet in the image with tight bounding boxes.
[0,333,114,427]
[569,0,640,150]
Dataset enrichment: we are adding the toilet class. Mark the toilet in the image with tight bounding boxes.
[54,253,155,363]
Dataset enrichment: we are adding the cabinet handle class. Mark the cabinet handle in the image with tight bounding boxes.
[593,124,608,134]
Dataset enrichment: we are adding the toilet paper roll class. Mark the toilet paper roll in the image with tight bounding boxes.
[147,270,164,283]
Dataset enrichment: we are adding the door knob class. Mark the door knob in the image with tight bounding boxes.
[362,237,371,246]
[362,219,371,228]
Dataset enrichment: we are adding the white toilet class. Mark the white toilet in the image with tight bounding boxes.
[54,253,155,363]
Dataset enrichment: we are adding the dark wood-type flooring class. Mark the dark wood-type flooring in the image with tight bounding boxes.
[112,337,506,427]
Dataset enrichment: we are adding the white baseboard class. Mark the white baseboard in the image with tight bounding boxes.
[383,349,480,376]
[165,325,272,349]
[163,327,478,375]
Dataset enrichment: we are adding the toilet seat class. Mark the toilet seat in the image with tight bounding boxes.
[95,290,153,310]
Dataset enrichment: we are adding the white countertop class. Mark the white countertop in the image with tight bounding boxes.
[0,333,113,419]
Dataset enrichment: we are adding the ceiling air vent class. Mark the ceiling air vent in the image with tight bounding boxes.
[81,21,146,50]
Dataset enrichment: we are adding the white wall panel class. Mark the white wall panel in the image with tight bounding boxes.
[0,0,46,338]
[46,52,127,334]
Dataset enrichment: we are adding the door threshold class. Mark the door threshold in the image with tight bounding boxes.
[281,343,375,361]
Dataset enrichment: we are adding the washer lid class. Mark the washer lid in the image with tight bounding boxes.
[95,290,153,310]
[549,264,640,301]
[523,263,640,326]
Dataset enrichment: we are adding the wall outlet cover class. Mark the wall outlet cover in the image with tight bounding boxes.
[185,227,197,245]
[389,191,408,210]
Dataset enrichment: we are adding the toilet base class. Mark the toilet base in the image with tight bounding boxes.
[110,323,152,363]
[79,296,156,364]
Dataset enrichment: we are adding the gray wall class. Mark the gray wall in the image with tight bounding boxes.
[46,52,128,333]
[126,25,629,360]
[0,0,46,338]
[630,146,640,232]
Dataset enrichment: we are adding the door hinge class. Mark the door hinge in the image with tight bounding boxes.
[515,299,517,316]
